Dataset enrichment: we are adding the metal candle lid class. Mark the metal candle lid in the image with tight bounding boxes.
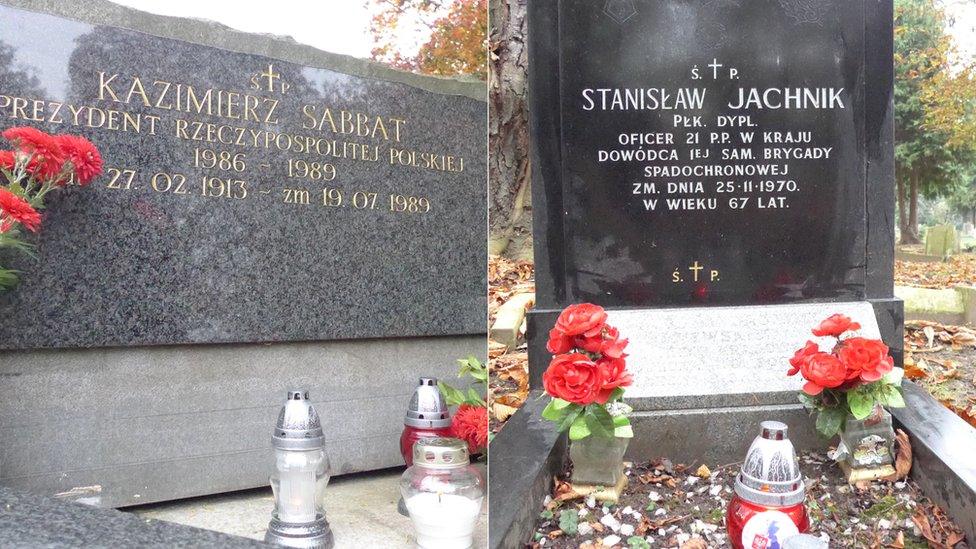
[404,377,452,429]
[272,390,325,451]
[412,437,469,469]
[734,421,805,507]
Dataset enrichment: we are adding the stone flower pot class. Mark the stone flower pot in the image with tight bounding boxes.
[569,435,629,486]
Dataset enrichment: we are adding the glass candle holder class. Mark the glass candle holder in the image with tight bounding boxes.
[400,437,484,549]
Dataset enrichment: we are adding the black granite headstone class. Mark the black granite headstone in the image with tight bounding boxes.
[526,0,902,383]
[0,3,486,349]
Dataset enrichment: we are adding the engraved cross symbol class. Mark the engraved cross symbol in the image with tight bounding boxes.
[689,261,704,282]
[260,64,280,92]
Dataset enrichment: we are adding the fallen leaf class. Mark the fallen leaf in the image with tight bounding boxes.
[887,530,905,549]
[912,509,940,546]
[695,464,712,479]
[924,325,936,348]
[492,402,518,422]
[680,538,709,549]
[551,479,583,504]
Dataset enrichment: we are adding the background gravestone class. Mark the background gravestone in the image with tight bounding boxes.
[525,0,902,457]
[925,224,960,258]
[0,0,485,507]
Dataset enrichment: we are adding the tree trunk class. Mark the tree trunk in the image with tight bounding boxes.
[488,0,531,256]
[897,174,908,243]
[904,171,922,244]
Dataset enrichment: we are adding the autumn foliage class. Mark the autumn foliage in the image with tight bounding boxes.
[369,0,487,79]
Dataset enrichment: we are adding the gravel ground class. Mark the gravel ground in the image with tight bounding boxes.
[530,452,967,549]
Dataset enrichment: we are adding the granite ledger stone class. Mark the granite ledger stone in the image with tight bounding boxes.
[0,2,486,350]
[0,0,486,507]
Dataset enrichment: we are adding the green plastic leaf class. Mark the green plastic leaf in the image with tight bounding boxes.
[558,509,579,535]
[848,391,875,420]
[884,386,906,408]
[542,399,570,421]
[465,387,486,407]
[552,398,571,411]
[614,424,634,438]
[437,381,467,407]
[584,405,614,438]
[0,268,19,290]
[815,406,845,438]
[568,413,591,440]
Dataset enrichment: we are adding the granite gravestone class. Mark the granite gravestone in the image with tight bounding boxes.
[526,0,902,432]
[0,0,484,506]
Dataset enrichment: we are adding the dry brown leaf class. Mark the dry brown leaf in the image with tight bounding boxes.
[695,464,712,479]
[547,529,563,539]
[551,479,583,504]
[680,538,709,549]
[579,542,599,549]
[887,530,905,549]
[591,521,605,533]
[882,430,913,482]
[492,402,518,422]
[904,360,929,380]
[952,331,976,346]
[912,509,940,547]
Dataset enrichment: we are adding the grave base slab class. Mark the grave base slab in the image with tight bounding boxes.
[489,382,976,548]
[0,335,483,508]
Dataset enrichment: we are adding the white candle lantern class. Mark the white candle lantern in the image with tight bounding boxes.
[400,437,484,549]
[265,390,333,549]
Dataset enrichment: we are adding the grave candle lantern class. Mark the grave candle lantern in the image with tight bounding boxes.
[400,437,484,549]
[726,421,809,549]
[265,390,334,549]
[400,377,454,466]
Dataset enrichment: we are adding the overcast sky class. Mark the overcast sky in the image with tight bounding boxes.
[945,0,976,62]
[108,0,421,59]
[112,1,974,63]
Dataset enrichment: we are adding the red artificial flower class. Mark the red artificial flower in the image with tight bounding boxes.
[547,327,574,354]
[0,150,14,170]
[594,357,633,403]
[553,303,608,337]
[2,127,65,181]
[58,135,102,185]
[788,341,819,376]
[0,187,41,232]
[799,352,847,395]
[838,337,894,383]
[542,353,605,405]
[811,313,861,338]
[451,404,488,453]
[577,326,629,359]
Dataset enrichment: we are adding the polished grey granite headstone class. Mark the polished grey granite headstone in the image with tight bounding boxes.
[0,0,486,350]
[0,487,268,548]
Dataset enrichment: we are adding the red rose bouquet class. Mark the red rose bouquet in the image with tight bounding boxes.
[438,356,489,455]
[0,126,102,290]
[541,303,634,440]
[788,314,904,437]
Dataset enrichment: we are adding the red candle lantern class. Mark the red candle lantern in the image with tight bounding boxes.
[400,377,453,466]
[727,421,809,549]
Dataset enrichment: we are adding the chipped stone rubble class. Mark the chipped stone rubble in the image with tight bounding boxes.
[530,452,965,548]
